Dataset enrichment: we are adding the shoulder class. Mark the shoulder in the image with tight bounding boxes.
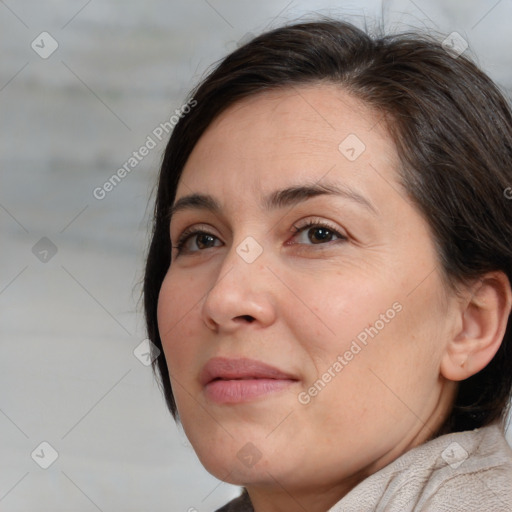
[419,464,512,511]
[330,422,512,512]
[417,423,512,511]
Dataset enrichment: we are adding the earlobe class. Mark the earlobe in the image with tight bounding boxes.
[440,272,512,382]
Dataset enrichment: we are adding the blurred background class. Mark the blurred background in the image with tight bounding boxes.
[1,0,511,510]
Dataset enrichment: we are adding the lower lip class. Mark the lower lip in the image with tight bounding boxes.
[204,378,295,404]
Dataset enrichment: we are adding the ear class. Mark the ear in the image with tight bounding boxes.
[441,271,512,381]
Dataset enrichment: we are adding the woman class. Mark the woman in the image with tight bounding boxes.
[144,18,512,511]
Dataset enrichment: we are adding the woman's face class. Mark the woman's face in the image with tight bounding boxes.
[157,85,458,496]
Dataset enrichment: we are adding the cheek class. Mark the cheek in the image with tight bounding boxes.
[351,282,447,414]
[295,272,398,364]
[298,269,443,411]
[156,271,204,370]
[156,274,177,345]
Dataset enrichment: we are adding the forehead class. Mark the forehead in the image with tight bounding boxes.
[176,84,399,207]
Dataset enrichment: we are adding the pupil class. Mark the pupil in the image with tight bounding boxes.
[198,234,214,248]
[310,227,331,243]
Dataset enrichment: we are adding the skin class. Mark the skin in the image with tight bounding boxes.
[156,84,511,512]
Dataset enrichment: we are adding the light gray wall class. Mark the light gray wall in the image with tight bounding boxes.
[1,1,511,510]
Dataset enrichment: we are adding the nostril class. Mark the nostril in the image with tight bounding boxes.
[238,315,255,322]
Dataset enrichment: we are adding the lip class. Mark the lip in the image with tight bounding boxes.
[200,357,298,404]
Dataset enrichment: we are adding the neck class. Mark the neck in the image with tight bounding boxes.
[247,473,364,512]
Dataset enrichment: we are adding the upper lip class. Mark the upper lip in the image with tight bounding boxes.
[200,357,298,386]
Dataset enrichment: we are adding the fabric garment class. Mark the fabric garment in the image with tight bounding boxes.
[216,422,512,511]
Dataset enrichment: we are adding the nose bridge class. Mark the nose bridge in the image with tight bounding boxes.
[209,233,268,299]
[201,233,275,329]
[214,229,268,281]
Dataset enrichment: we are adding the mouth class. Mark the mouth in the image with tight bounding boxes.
[200,357,299,404]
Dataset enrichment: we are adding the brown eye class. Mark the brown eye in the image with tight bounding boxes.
[308,226,336,244]
[195,233,217,249]
[173,230,222,255]
[291,220,347,246]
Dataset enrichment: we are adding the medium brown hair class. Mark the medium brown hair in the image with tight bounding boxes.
[144,18,512,433]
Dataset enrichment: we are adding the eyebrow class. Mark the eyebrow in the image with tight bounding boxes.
[169,182,378,221]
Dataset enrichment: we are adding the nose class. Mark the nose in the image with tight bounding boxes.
[201,245,277,333]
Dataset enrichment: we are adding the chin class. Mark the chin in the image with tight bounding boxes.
[198,445,294,487]
[176,388,307,483]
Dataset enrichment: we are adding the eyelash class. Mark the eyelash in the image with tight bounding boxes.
[172,219,347,256]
